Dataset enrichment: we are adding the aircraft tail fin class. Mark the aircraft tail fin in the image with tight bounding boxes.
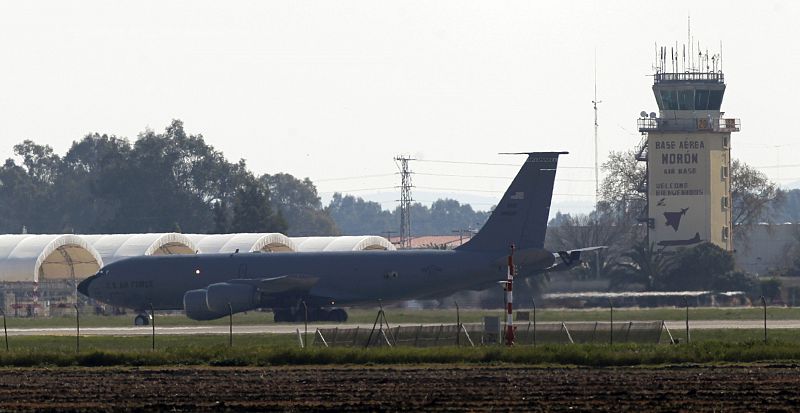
[456,152,566,252]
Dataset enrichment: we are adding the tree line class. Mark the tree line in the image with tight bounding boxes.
[0,120,488,237]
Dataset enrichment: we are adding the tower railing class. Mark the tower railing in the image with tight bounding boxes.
[638,117,740,133]
[654,72,724,83]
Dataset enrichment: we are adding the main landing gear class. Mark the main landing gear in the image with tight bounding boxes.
[133,312,152,326]
[273,307,348,323]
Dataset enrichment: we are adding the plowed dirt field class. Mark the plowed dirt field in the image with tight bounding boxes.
[1,365,799,411]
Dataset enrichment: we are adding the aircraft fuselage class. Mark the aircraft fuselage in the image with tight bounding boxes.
[82,248,552,311]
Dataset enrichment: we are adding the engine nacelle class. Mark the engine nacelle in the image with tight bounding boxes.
[206,282,259,314]
[183,289,227,321]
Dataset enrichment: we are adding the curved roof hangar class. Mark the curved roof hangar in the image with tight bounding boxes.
[0,234,104,283]
[188,233,296,253]
[291,236,396,252]
[82,233,197,265]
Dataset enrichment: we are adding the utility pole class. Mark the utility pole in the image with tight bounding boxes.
[592,52,602,279]
[394,156,414,249]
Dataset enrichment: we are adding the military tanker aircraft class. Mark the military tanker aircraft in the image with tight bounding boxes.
[79,151,595,323]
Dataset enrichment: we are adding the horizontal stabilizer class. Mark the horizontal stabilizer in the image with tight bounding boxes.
[552,246,608,269]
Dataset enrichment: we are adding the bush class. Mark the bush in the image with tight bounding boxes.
[660,243,736,291]
[760,278,783,303]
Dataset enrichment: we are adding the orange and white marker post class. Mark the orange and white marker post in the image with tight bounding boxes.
[504,244,515,346]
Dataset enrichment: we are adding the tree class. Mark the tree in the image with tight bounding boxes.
[599,149,647,222]
[261,173,338,236]
[659,243,736,290]
[731,159,784,242]
[326,193,394,236]
[608,240,675,290]
[546,201,641,279]
[231,180,287,233]
[52,134,132,233]
[771,189,800,223]
[13,140,60,185]
[211,200,231,234]
[0,159,38,232]
[0,120,269,234]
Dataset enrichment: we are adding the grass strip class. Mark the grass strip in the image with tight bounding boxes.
[3,339,800,368]
[7,307,800,329]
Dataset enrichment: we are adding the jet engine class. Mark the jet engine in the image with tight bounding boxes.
[183,283,261,321]
[205,282,260,314]
[183,289,227,321]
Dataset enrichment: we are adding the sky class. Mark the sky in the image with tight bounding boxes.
[1,1,798,215]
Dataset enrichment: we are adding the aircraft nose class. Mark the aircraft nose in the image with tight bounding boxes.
[77,273,98,297]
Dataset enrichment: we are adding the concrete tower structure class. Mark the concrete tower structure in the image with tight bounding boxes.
[637,43,739,251]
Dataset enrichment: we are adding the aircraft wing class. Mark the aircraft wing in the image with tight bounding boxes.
[549,246,607,271]
[226,275,319,295]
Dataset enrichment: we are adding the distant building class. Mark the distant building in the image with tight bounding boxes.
[736,224,798,275]
[389,235,469,249]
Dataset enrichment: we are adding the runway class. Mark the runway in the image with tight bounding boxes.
[6,319,800,336]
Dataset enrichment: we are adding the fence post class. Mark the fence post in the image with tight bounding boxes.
[684,296,690,344]
[531,297,536,347]
[301,300,308,349]
[625,321,633,343]
[228,302,233,348]
[455,301,461,346]
[149,303,155,351]
[1,309,8,352]
[761,295,767,344]
[609,299,613,345]
[74,304,80,353]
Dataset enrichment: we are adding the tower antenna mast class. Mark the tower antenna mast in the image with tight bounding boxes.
[592,51,602,279]
[593,51,602,205]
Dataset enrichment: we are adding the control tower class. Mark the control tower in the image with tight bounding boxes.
[636,44,740,251]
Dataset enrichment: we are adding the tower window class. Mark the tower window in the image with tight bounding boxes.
[722,136,729,148]
[722,226,729,240]
[695,89,710,110]
[721,165,729,179]
[721,196,729,209]
[679,90,694,110]
[708,90,724,110]
[659,90,679,110]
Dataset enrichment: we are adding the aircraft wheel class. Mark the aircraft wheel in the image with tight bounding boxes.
[133,314,150,326]
[329,308,348,323]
